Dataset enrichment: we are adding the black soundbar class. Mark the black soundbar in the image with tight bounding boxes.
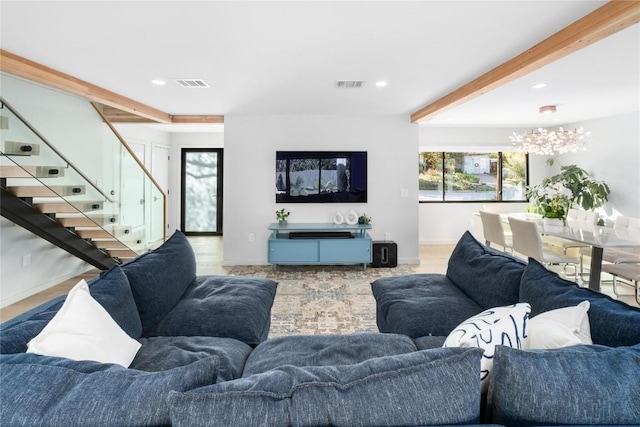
[289,231,354,239]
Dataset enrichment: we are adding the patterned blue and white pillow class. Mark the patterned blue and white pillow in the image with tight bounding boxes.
[443,303,531,392]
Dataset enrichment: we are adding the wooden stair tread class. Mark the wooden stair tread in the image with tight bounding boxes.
[9,185,85,198]
[76,229,112,239]
[34,201,102,214]
[0,165,65,178]
[57,217,98,227]
[107,249,138,258]
[93,240,128,249]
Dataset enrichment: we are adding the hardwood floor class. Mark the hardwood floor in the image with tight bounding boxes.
[1,237,636,322]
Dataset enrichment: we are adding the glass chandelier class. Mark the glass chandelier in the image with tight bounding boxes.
[509,127,589,155]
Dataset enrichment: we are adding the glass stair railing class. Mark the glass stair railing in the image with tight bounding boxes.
[0,77,166,269]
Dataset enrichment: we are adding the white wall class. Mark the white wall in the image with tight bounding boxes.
[554,112,640,220]
[223,115,420,265]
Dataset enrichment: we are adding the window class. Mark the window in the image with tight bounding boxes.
[419,151,528,202]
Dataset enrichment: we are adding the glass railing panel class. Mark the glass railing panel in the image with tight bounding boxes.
[1,73,166,254]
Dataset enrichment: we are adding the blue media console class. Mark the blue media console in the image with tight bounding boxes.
[267,222,372,269]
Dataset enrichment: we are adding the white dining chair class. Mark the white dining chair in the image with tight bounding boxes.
[543,208,599,255]
[579,216,640,278]
[479,210,513,253]
[601,262,640,304]
[508,217,579,281]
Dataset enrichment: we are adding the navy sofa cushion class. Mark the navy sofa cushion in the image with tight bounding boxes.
[0,265,141,353]
[413,335,447,349]
[242,333,417,377]
[0,297,64,354]
[122,230,197,335]
[0,357,218,426]
[146,275,277,346]
[170,347,483,427]
[520,258,640,347]
[87,265,142,339]
[372,273,483,338]
[488,345,640,426]
[131,336,253,382]
[446,231,526,309]
[0,352,126,373]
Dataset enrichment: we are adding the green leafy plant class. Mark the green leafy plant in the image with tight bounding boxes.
[358,213,372,225]
[275,208,290,222]
[527,165,610,216]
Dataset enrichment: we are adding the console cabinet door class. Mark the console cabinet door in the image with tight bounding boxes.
[269,239,319,263]
[319,239,372,263]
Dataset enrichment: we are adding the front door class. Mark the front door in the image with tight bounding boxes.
[180,149,223,235]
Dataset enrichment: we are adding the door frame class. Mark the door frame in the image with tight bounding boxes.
[180,148,223,236]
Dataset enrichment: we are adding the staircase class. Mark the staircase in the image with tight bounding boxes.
[0,97,164,270]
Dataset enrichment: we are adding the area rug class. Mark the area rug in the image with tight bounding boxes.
[226,265,415,337]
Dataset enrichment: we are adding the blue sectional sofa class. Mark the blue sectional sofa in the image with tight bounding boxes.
[1,230,639,426]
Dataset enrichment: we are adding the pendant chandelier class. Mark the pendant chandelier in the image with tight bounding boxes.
[509,127,589,155]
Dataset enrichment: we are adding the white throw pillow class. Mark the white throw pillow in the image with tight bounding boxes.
[443,303,530,392]
[27,279,141,367]
[524,301,592,349]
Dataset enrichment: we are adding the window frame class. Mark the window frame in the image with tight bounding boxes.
[419,151,529,203]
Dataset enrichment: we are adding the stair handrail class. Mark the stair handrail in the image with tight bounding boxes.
[90,102,167,206]
[1,97,116,203]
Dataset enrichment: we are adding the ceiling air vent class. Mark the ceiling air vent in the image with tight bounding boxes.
[335,80,366,89]
[174,79,210,88]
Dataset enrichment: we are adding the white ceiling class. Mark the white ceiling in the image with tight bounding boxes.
[1,1,638,132]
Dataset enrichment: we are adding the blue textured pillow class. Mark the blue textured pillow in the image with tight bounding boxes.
[147,275,277,345]
[88,265,142,339]
[488,345,640,426]
[0,297,63,354]
[0,357,218,426]
[170,347,483,427]
[446,231,526,309]
[243,333,418,377]
[131,336,252,382]
[371,273,483,338]
[122,230,196,334]
[520,258,640,347]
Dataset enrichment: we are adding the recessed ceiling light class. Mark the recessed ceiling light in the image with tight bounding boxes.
[531,83,547,89]
[539,105,557,114]
[152,79,166,86]
[375,81,387,87]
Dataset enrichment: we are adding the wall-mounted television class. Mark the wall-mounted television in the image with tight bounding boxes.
[276,151,367,203]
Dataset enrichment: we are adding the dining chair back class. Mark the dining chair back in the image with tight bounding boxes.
[508,217,578,281]
[479,210,513,253]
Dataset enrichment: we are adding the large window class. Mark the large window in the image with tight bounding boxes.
[419,151,528,202]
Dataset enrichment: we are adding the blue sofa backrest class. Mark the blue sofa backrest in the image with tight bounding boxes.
[446,231,527,310]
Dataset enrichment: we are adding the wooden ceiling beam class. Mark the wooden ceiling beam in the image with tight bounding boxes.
[100,106,156,123]
[410,1,640,123]
[0,49,224,125]
[0,49,172,123]
[170,115,224,124]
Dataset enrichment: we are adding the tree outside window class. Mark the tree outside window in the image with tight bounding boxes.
[419,151,528,202]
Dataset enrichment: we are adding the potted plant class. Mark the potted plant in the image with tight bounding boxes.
[276,208,290,224]
[531,182,573,226]
[526,164,610,223]
[358,213,372,225]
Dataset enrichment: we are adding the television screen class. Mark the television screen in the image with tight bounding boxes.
[276,151,367,203]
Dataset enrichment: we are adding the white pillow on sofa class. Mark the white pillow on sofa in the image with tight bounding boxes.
[27,280,141,367]
[443,303,530,392]
[524,300,592,349]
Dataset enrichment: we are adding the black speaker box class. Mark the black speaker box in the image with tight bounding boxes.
[372,241,397,268]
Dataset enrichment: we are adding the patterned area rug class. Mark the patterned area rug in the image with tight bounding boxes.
[226,265,415,337]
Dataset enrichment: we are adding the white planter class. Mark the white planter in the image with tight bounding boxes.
[542,217,564,228]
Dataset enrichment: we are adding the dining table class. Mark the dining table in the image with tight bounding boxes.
[504,213,640,291]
